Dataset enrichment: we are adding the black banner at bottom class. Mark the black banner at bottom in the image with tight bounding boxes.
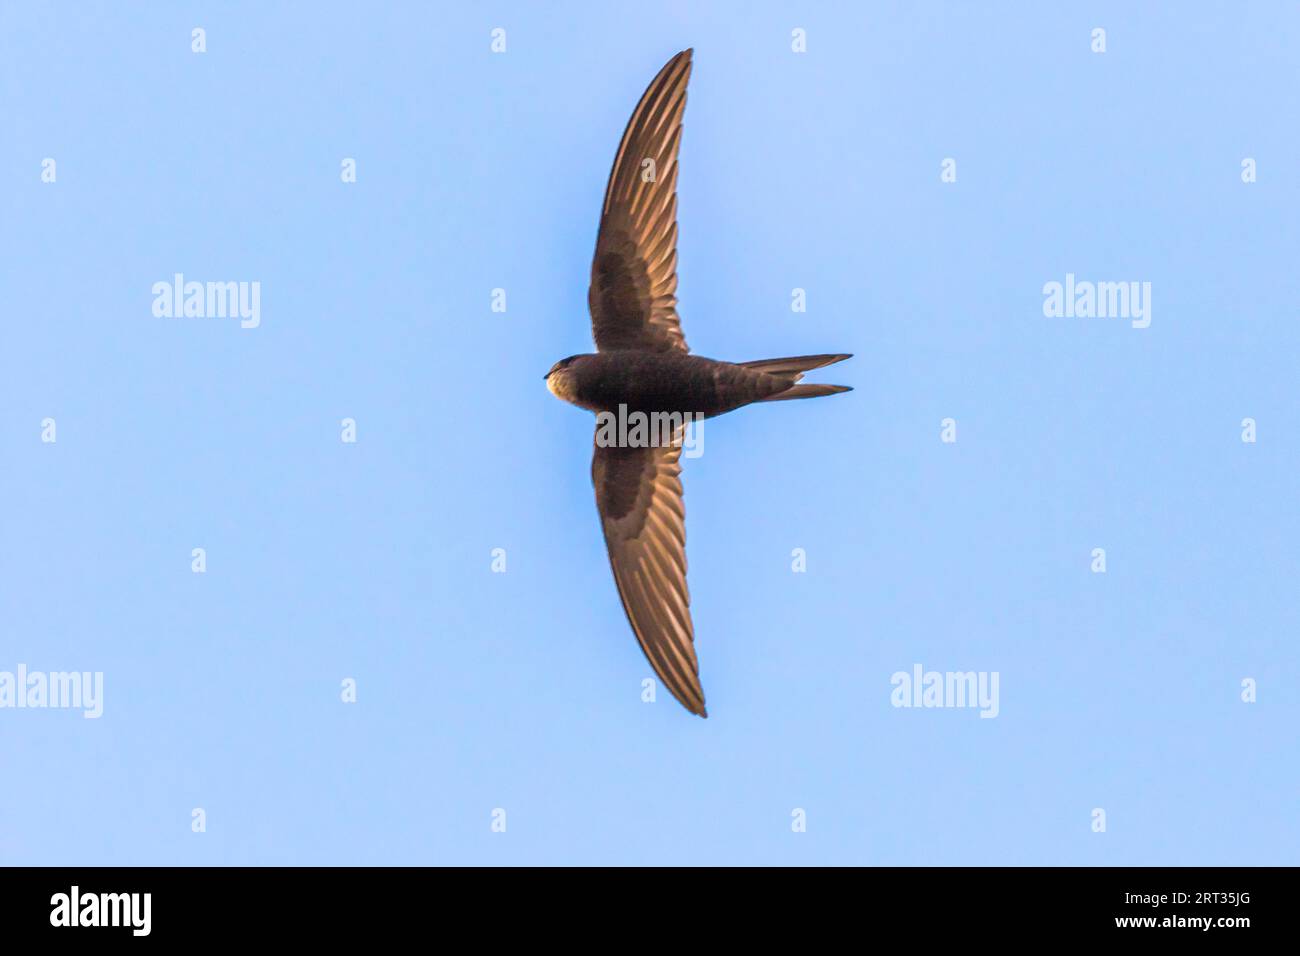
[0,866,1278,942]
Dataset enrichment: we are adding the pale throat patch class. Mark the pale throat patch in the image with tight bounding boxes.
[546,369,577,403]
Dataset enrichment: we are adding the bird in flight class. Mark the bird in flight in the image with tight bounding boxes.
[545,49,851,718]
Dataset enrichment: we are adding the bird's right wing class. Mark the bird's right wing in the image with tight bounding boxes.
[588,49,692,354]
[592,436,706,716]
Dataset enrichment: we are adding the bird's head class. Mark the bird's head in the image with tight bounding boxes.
[545,356,581,402]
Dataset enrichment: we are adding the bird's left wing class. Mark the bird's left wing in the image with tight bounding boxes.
[592,436,706,716]
[588,49,692,354]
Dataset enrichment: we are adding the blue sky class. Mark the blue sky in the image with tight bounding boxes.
[1,1,1296,865]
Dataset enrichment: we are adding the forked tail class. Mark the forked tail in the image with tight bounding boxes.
[740,353,853,402]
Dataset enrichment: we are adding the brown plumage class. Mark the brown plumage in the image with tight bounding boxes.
[546,49,852,717]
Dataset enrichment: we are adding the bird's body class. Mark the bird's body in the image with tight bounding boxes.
[549,350,800,417]
[546,49,851,717]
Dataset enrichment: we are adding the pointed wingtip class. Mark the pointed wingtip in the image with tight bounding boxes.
[665,49,693,80]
